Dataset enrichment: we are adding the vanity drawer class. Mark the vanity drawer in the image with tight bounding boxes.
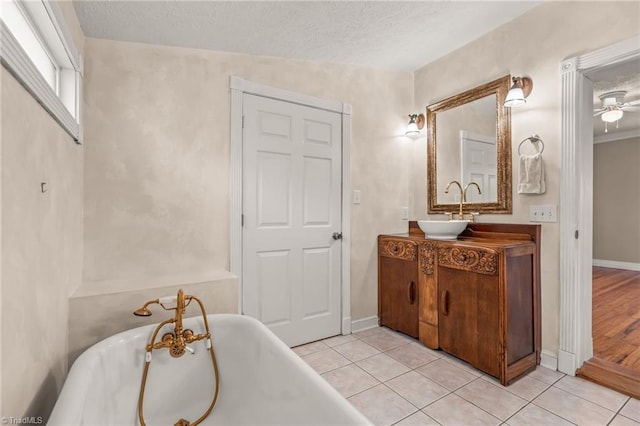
[379,238,417,261]
[438,246,498,275]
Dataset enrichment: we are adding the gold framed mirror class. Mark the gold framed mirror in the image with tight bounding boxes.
[427,75,512,214]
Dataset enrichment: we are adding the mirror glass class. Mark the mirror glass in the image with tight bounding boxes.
[427,75,512,214]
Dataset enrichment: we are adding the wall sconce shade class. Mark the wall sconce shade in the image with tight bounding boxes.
[504,76,533,107]
[601,107,623,123]
[406,113,425,136]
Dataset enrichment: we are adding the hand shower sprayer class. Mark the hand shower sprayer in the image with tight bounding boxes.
[133,289,220,426]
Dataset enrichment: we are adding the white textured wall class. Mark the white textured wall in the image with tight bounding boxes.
[82,38,414,322]
[1,69,83,417]
[0,1,84,418]
[412,1,640,356]
[593,138,640,263]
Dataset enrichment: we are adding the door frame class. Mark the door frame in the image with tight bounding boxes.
[229,76,353,335]
[558,36,640,374]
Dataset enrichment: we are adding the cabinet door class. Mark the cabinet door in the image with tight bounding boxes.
[438,247,500,377]
[379,253,418,338]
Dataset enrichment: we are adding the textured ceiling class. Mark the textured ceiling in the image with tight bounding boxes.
[72,1,638,140]
[72,0,540,71]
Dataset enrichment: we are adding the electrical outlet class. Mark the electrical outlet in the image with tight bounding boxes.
[529,204,557,222]
[401,206,409,220]
[353,190,361,205]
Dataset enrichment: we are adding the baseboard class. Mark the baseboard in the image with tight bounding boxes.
[351,315,379,333]
[558,349,577,375]
[592,259,640,271]
[341,316,352,335]
[540,350,558,371]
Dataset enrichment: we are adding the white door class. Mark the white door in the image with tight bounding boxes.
[242,94,342,347]
[461,131,497,203]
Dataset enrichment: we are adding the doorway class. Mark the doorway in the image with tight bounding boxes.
[559,36,640,397]
[229,77,353,347]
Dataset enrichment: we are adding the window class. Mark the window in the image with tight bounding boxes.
[0,0,82,143]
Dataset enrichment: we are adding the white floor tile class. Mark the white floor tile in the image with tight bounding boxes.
[533,386,616,425]
[299,329,635,426]
[321,363,378,398]
[621,398,640,423]
[333,340,381,362]
[505,404,573,426]
[610,414,640,426]
[356,353,411,382]
[554,375,629,412]
[322,333,359,347]
[348,384,417,426]
[361,330,412,352]
[422,393,501,426]
[301,347,351,374]
[386,371,449,409]
[415,358,478,391]
[526,366,565,385]
[291,340,329,357]
[394,411,441,426]
[385,342,441,369]
[481,374,550,401]
[455,377,527,420]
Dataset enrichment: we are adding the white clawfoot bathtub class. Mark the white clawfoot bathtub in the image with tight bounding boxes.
[49,314,371,425]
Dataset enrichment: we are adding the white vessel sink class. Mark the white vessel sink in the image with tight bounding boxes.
[418,220,469,240]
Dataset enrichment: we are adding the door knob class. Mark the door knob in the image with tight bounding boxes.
[332,232,343,240]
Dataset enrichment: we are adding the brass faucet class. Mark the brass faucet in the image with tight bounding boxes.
[445,181,483,221]
[463,182,482,204]
[463,182,482,222]
[444,180,464,219]
[133,289,220,426]
[134,289,209,357]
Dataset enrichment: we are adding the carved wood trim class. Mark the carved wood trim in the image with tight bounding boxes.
[438,246,498,275]
[418,241,437,275]
[379,238,417,261]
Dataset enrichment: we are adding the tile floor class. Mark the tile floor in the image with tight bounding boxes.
[293,326,640,426]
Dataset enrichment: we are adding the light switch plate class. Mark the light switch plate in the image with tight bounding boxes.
[353,190,361,204]
[401,206,409,220]
[529,204,557,222]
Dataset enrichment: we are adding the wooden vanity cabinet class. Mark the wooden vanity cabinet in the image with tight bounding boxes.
[377,237,419,338]
[437,242,536,383]
[378,223,541,386]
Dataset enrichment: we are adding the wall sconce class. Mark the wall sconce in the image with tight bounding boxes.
[504,76,533,107]
[405,113,425,136]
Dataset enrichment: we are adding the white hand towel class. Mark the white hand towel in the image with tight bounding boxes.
[518,153,546,194]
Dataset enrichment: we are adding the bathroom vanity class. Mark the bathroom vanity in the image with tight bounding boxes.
[378,222,541,385]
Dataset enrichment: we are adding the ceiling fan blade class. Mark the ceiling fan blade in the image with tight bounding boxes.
[621,105,640,112]
[593,110,605,116]
[593,108,605,113]
[624,99,640,106]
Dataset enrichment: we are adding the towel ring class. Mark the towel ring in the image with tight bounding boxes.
[518,134,544,155]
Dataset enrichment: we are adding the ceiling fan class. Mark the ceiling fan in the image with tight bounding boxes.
[593,90,640,132]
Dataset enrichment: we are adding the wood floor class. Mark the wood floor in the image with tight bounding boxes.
[592,266,640,369]
[577,266,640,399]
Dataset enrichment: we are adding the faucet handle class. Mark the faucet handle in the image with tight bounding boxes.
[158,295,178,310]
[444,212,453,220]
[466,212,480,222]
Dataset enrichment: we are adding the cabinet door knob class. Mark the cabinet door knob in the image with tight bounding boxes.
[441,290,449,316]
[407,281,416,304]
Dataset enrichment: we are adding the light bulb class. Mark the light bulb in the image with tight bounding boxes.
[504,87,526,107]
[601,108,623,123]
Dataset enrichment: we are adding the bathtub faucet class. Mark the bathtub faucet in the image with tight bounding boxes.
[133,289,220,426]
[133,289,210,358]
